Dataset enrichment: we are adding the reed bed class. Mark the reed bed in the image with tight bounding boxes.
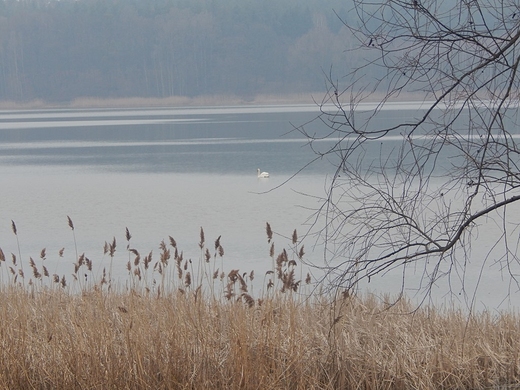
[0,219,519,389]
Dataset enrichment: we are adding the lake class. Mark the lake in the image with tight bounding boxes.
[0,105,333,293]
[0,103,517,311]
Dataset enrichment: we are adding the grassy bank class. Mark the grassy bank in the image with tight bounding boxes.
[0,222,518,389]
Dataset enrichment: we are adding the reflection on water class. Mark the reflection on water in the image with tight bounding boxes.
[0,105,332,174]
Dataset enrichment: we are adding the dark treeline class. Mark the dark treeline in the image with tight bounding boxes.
[0,0,361,103]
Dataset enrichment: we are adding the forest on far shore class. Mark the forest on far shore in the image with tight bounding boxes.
[0,0,364,103]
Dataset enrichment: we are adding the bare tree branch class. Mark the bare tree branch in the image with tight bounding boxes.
[300,0,520,304]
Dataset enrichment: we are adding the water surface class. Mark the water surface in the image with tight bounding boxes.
[0,104,518,311]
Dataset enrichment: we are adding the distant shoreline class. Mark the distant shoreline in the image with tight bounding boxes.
[0,91,428,110]
[0,93,321,110]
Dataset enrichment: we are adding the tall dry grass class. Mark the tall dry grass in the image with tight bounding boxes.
[0,288,519,389]
[0,219,519,389]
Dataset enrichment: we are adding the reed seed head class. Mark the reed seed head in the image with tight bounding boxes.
[228,269,239,283]
[32,267,41,279]
[238,274,248,293]
[241,293,254,308]
[67,216,74,230]
[109,237,116,257]
[144,251,152,270]
[159,240,166,251]
[266,222,272,243]
[160,248,170,265]
[298,245,305,260]
[199,227,205,249]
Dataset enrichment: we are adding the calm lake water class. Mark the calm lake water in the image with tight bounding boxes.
[0,105,332,291]
[0,103,517,311]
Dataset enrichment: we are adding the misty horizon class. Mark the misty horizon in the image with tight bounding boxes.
[0,0,362,105]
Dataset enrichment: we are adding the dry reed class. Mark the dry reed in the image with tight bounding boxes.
[0,220,518,389]
[0,287,517,389]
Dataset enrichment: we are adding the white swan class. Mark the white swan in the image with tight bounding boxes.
[257,168,269,178]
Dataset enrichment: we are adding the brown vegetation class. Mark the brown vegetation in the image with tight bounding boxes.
[0,221,519,389]
[1,287,520,389]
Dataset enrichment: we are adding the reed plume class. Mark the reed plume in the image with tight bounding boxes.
[199,227,205,249]
[11,220,23,285]
[266,222,273,243]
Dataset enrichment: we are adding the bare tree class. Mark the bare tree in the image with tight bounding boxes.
[300,0,520,305]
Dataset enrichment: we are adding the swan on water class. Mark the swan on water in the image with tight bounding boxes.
[257,168,269,178]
